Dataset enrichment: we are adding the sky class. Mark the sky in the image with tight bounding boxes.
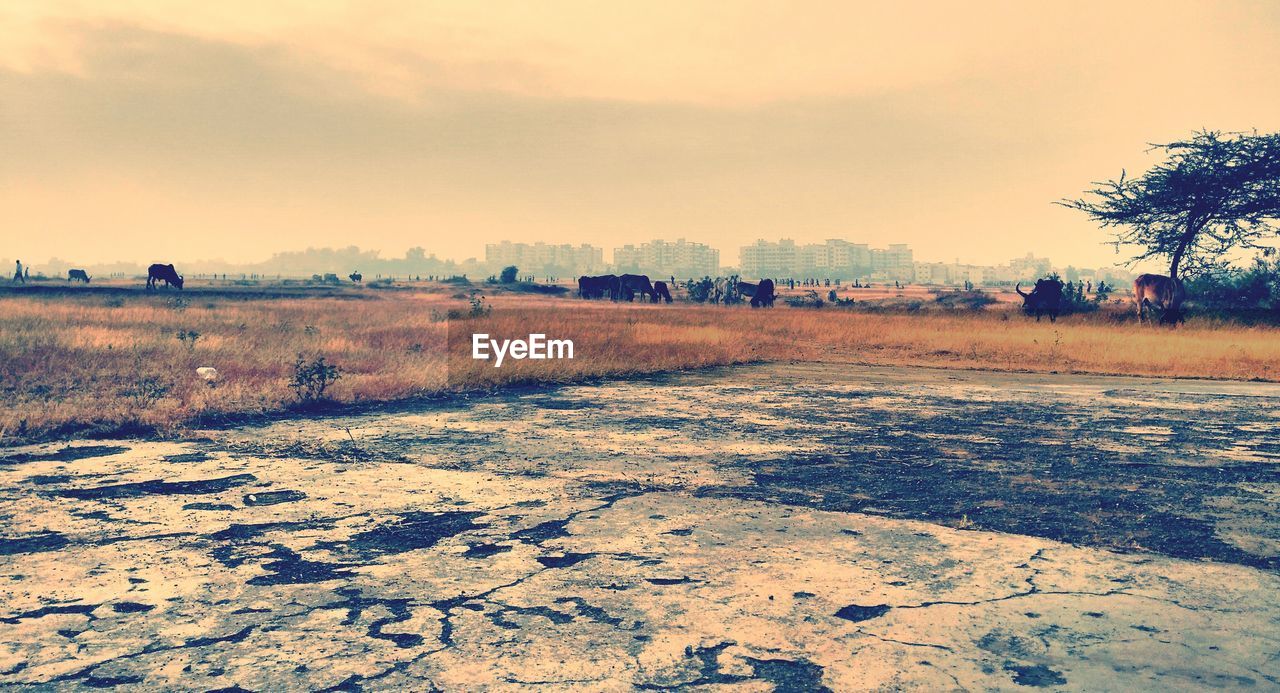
[2,1,1278,270]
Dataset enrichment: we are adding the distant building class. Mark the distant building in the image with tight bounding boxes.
[740,239,798,277]
[796,239,872,277]
[871,244,914,282]
[612,239,719,278]
[484,241,603,276]
[998,252,1053,282]
[741,238,911,281]
[913,261,998,286]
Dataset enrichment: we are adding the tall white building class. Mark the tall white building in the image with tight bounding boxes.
[741,238,910,280]
[739,239,798,277]
[612,239,719,278]
[484,242,603,276]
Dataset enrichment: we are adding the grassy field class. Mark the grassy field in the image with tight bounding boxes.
[3,281,1280,443]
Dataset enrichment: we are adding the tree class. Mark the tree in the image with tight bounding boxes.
[1061,130,1280,279]
[499,265,519,283]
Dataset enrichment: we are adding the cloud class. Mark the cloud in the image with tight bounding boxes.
[1,4,1278,268]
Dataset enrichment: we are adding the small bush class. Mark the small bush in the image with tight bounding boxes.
[785,290,825,308]
[934,290,996,311]
[685,277,714,303]
[289,355,341,403]
[500,265,519,283]
[176,329,201,351]
[505,282,568,295]
[124,377,167,408]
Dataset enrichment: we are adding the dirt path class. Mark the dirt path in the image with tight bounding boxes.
[2,363,1278,689]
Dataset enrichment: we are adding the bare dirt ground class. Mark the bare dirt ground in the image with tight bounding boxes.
[2,363,1279,690]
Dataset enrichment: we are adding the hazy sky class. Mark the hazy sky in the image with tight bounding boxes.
[3,1,1278,269]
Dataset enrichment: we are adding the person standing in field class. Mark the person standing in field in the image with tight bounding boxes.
[13,259,24,283]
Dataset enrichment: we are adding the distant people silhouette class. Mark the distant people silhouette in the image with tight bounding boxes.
[13,259,24,284]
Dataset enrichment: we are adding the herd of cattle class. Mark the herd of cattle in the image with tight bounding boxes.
[53,263,1187,324]
[49,263,184,289]
[578,274,777,307]
[1015,273,1185,324]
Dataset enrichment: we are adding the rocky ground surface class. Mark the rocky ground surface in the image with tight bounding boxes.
[2,363,1279,690]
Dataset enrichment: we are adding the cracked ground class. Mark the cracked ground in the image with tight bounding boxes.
[2,363,1280,690]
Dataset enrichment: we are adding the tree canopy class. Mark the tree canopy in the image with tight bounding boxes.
[1061,130,1280,279]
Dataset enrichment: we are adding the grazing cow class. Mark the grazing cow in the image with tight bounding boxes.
[147,263,184,290]
[735,278,775,307]
[578,274,620,300]
[1015,278,1063,322]
[750,278,776,307]
[349,271,362,283]
[1134,273,1186,325]
[653,281,673,303]
[618,274,657,302]
[67,269,90,283]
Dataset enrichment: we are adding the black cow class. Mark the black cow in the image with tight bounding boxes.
[1015,278,1063,322]
[349,271,363,283]
[67,269,90,283]
[618,274,657,302]
[578,274,620,300]
[653,281,673,304]
[750,278,776,308]
[147,263,184,290]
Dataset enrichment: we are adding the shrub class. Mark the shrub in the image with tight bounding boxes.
[685,277,714,303]
[505,282,568,295]
[289,355,341,403]
[1185,259,1280,319]
[786,290,825,308]
[124,377,167,408]
[176,329,201,351]
[933,290,996,311]
[500,265,519,284]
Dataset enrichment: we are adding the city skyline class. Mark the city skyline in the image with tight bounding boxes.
[5,235,1128,287]
[4,2,1278,272]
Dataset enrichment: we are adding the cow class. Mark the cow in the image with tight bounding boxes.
[1134,273,1186,325]
[578,274,620,300]
[349,271,362,283]
[618,274,657,302]
[750,278,776,307]
[67,269,90,283]
[653,281,673,304]
[1015,278,1063,322]
[147,263,184,290]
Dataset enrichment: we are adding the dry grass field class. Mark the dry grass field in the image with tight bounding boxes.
[3,281,1280,443]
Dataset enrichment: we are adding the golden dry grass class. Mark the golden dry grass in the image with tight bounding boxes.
[3,284,1279,443]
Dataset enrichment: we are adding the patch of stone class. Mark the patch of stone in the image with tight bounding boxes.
[835,604,892,623]
[53,474,258,500]
[243,490,307,506]
[0,445,129,466]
